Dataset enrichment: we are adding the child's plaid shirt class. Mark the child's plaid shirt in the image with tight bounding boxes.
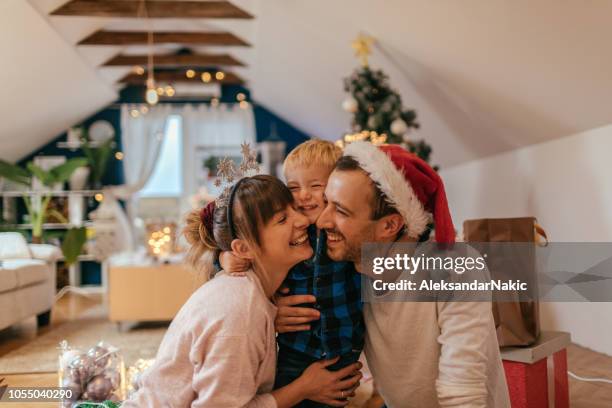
[276,225,365,359]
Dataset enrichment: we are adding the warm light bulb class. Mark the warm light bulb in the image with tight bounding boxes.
[115,152,124,160]
[186,69,196,78]
[201,72,212,83]
[236,93,246,101]
[165,86,175,97]
[94,193,104,202]
[129,109,140,118]
[215,71,225,81]
[133,66,145,75]
[146,87,159,105]
[156,87,165,96]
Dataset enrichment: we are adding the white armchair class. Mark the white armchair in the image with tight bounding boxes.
[0,232,60,330]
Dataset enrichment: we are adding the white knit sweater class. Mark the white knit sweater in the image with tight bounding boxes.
[364,298,511,408]
[123,271,278,408]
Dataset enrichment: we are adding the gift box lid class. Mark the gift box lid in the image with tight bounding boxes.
[500,331,571,364]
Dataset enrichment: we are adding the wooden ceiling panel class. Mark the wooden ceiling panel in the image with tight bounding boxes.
[103,53,245,67]
[78,31,250,46]
[118,70,244,85]
[51,0,253,19]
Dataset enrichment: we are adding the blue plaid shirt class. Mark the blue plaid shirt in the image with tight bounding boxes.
[277,225,365,359]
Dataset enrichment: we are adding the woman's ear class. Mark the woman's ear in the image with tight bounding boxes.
[375,213,405,240]
[230,239,255,260]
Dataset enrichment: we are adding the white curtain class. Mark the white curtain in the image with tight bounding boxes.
[180,103,256,215]
[103,104,172,251]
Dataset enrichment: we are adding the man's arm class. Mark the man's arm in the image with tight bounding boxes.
[435,300,491,408]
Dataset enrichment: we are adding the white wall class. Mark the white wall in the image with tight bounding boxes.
[0,0,116,162]
[440,125,612,355]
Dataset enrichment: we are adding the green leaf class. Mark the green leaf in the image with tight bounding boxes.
[80,136,114,185]
[48,157,88,184]
[61,227,87,266]
[0,159,31,186]
[26,162,54,186]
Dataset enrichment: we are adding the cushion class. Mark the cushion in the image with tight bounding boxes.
[1,260,48,287]
[28,244,62,261]
[0,267,18,293]
[0,233,32,260]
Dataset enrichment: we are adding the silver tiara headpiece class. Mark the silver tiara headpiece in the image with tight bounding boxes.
[214,142,260,206]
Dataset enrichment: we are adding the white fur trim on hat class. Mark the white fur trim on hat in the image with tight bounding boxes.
[343,141,431,238]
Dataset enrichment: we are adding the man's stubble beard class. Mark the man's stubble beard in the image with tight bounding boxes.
[342,222,377,265]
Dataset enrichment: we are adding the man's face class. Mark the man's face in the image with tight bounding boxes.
[316,169,379,266]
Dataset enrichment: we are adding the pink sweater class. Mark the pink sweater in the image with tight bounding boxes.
[123,271,279,408]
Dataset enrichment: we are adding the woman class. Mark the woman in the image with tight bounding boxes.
[123,175,362,407]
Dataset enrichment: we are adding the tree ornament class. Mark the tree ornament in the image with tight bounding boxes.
[367,116,379,129]
[391,118,408,135]
[85,375,113,401]
[342,97,358,113]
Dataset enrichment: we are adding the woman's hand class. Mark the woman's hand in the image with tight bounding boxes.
[219,251,251,276]
[274,287,320,333]
[296,358,363,406]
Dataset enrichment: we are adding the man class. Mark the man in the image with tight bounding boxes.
[276,142,510,407]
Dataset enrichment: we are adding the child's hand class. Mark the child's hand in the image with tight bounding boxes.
[297,358,362,406]
[274,288,320,333]
[219,251,251,276]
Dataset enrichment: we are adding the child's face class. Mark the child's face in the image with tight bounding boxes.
[285,164,332,224]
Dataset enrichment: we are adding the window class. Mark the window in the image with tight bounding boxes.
[139,115,182,197]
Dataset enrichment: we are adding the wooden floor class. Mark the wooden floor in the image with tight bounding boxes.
[1,294,611,407]
[0,292,101,407]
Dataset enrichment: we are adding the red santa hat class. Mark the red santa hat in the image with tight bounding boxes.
[342,141,455,244]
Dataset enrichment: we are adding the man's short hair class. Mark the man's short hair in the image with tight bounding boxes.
[335,155,400,220]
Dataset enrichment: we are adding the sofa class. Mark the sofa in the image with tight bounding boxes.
[0,232,60,330]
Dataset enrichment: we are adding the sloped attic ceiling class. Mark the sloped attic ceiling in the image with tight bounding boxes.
[0,0,116,162]
[3,0,612,167]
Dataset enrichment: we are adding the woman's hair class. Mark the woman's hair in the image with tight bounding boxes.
[183,175,293,279]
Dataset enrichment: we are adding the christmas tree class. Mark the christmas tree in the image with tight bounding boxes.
[341,35,434,166]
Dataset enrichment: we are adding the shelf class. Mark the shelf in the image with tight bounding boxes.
[59,254,98,262]
[3,222,94,230]
[0,190,103,198]
[57,141,115,150]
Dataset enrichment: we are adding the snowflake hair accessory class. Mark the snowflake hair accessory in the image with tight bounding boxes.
[213,142,260,207]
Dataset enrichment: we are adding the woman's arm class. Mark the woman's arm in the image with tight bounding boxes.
[191,334,277,407]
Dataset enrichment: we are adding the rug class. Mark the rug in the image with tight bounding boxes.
[0,305,167,374]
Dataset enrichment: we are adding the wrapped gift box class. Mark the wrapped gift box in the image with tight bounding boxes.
[501,331,571,408]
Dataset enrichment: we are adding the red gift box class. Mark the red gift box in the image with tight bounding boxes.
[501,331,570,408]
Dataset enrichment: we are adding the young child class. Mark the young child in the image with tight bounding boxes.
[221,140,365,407]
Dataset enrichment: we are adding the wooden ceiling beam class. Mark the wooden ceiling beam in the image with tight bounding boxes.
[51,0,253,19]
[103,53,245,67]
[118,70,245,85]
[78,31,250,46]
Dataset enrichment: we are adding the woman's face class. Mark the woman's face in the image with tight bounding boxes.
[257,204,312,285]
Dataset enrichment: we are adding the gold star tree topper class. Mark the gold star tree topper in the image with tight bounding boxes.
[352,34,375,67]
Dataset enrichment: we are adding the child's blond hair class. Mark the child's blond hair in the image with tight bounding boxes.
[283,139,342,174]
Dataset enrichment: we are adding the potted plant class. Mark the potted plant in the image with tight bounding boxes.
[80,130,115,189]
[0,158,88,265]
[203,156,219,178]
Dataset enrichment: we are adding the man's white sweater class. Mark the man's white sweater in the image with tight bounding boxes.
[364,298,511,408]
